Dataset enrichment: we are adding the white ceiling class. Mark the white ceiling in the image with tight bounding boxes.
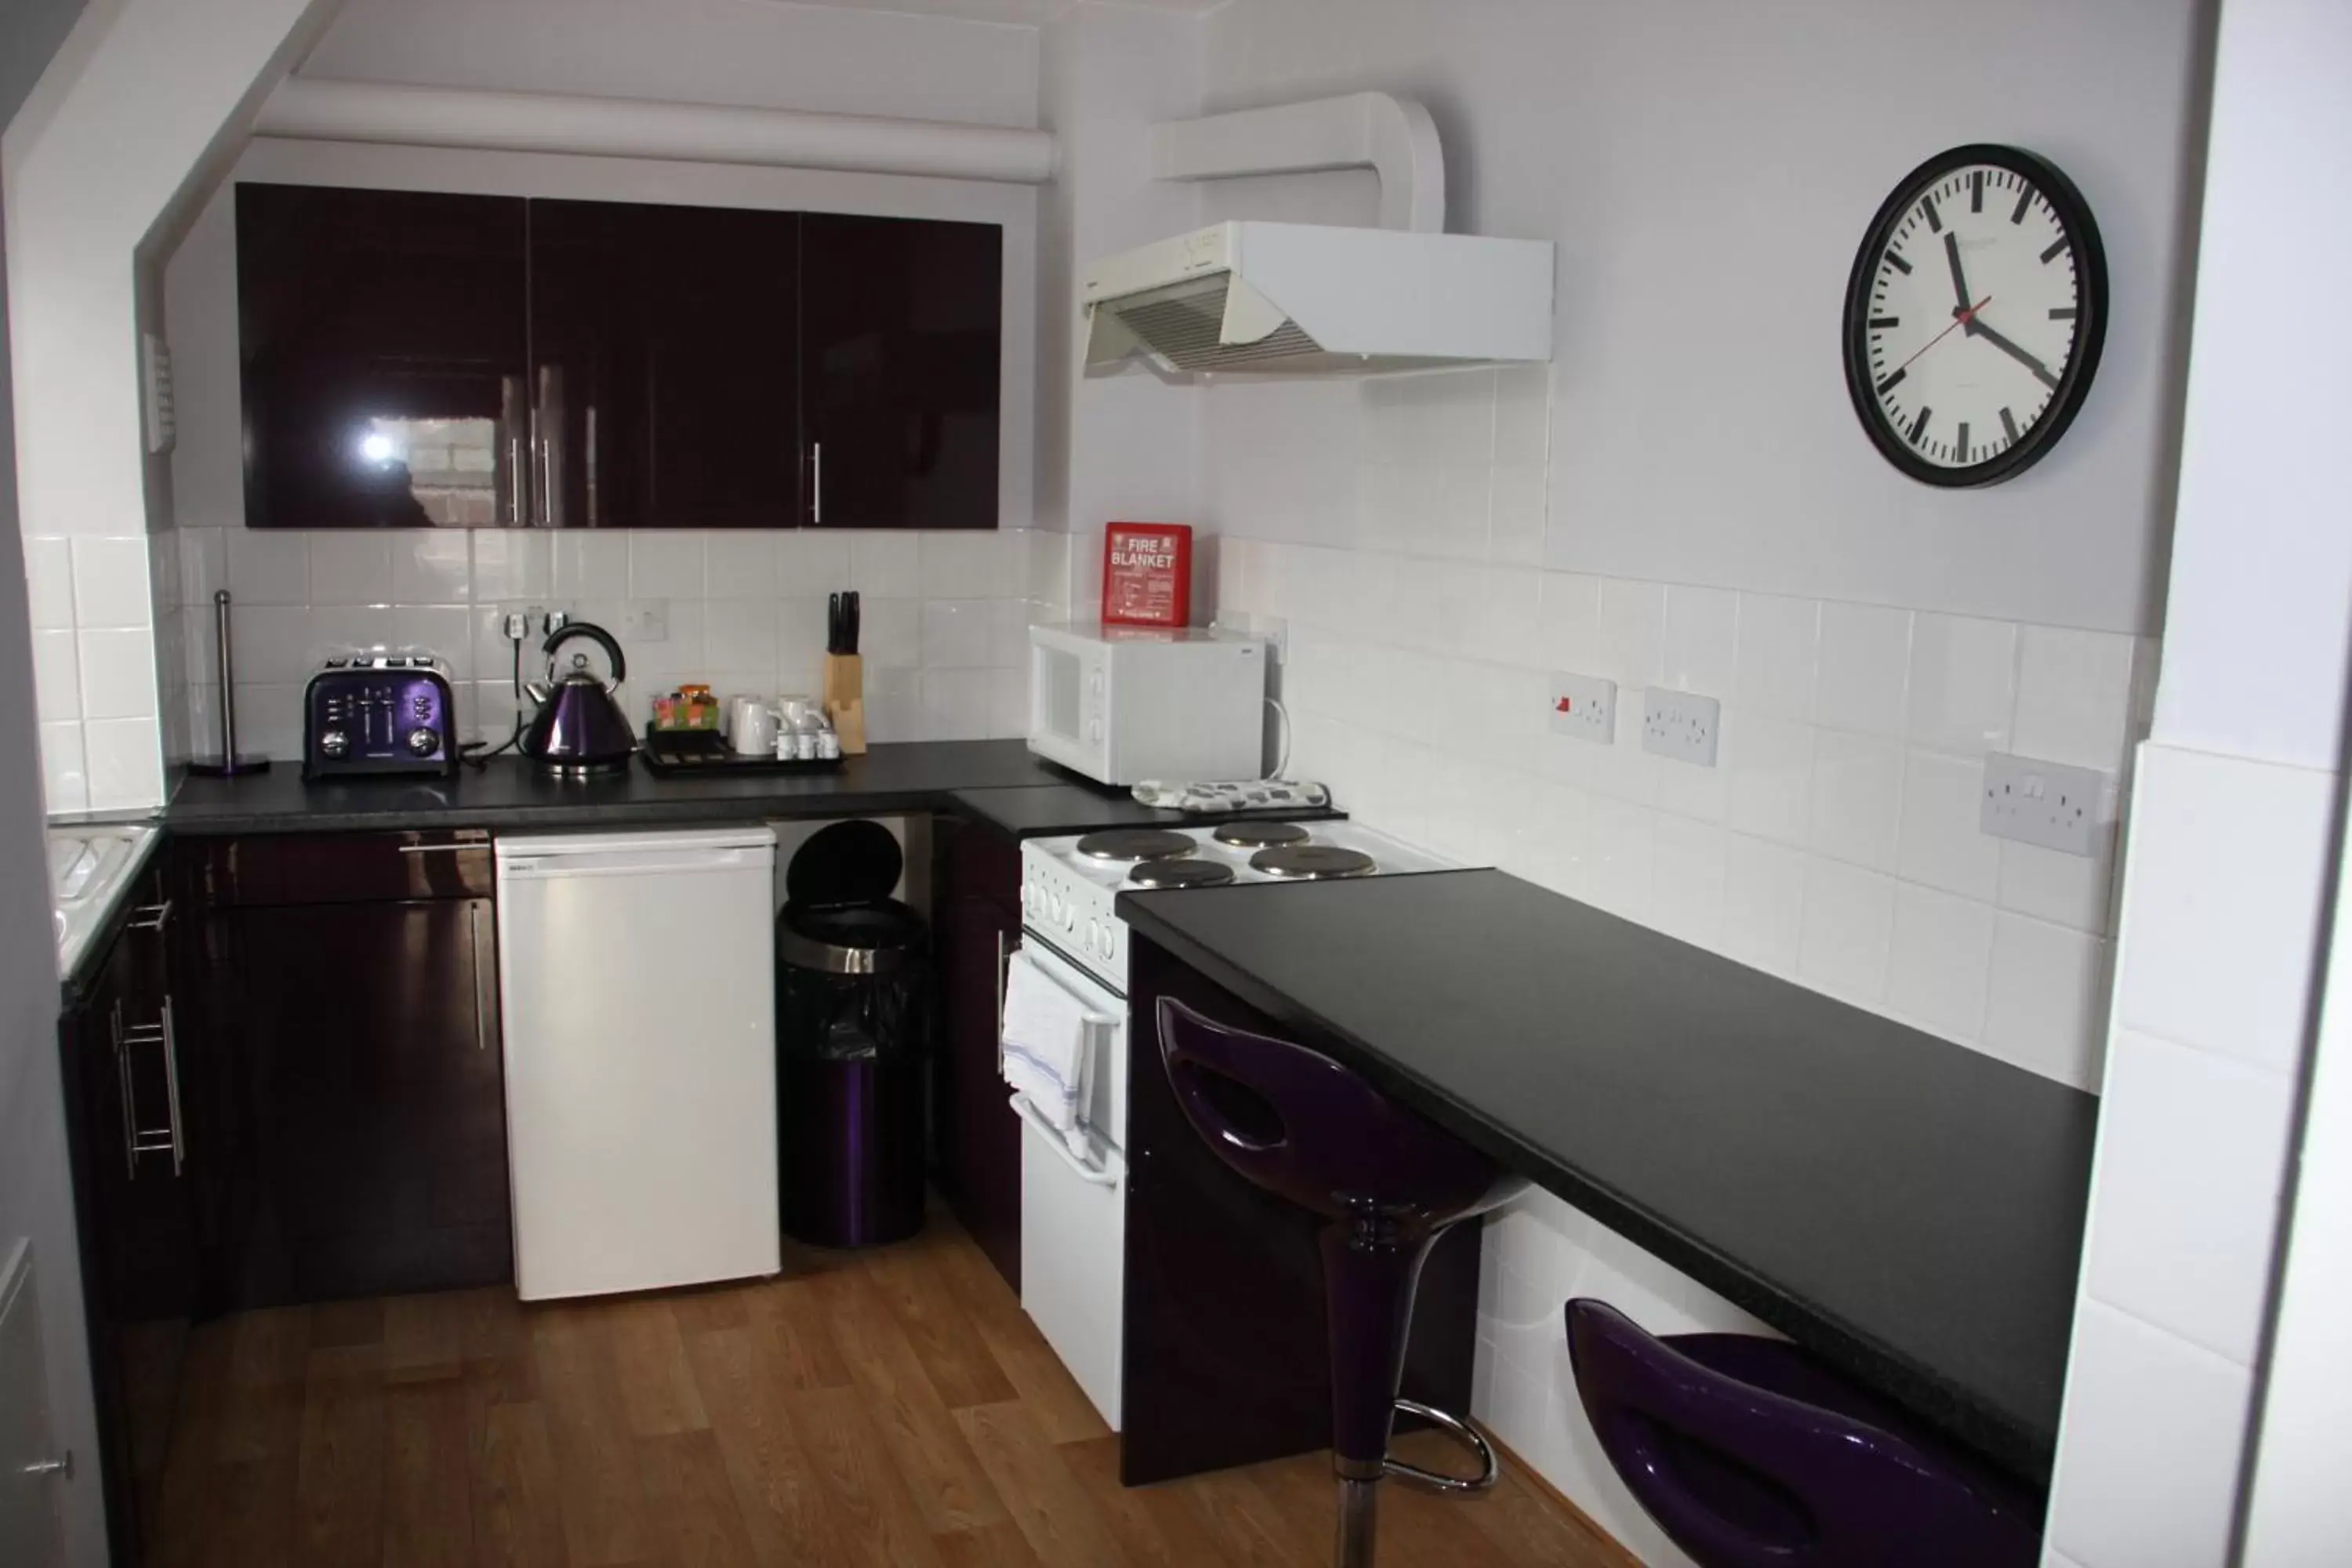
[759,0,1225,23]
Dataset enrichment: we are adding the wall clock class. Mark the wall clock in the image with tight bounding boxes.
[1842,144,2107,487]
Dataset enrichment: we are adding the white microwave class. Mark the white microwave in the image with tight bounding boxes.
[1028,622,1267,786]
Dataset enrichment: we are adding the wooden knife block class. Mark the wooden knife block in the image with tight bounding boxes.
[823,654,866,755]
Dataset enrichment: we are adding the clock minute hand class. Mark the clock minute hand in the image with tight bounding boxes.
[1943,231,1975,318]
[1966,314,2061,389]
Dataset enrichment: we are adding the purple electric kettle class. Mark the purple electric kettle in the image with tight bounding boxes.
[521,622,636,776]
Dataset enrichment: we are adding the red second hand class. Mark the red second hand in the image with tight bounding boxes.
[1889,296,1991,379]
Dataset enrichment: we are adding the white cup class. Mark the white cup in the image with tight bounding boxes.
[729,696,779,755]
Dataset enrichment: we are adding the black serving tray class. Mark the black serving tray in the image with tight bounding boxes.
[637,725,847,777]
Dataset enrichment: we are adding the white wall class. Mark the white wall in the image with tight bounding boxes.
[4,3,328,1559]
[2042,2,2352,1565]
[5,0,341,813]
[1162,0,2210,1556]
[0,1,100,1556]
[1034,2,1207,611]
[300,0,1043,132]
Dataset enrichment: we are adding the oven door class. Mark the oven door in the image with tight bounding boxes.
[1008,931,1127,1428]
[1027,630,1106,782]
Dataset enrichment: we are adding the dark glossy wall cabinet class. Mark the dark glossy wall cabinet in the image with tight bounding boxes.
[185,829,511,1308]
[58,860,199,1568]
[804,213,1003,532]
[238,182,1003,532]
[238,185,530,531]
[931,815,1024,1290]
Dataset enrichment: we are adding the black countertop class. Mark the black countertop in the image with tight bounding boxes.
[1120,869,2096,1483]
[166,742,1094,836]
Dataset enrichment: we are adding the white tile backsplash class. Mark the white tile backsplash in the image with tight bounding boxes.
[1907,613,2018,754]
[2083,1030,2295,1365]
[1235,553,2136,1093]
[160,528,1056,752]
[25,536,76,630]
[1812,601,1912,737]
[2047,1301,2253,1568]
[1985,913,2111,1086]
[71,536,154,629]
[2115,743,2337,1075]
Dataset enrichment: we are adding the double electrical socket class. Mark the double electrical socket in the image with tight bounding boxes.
[1980,752,2109,858]
[1642,689,1720,768]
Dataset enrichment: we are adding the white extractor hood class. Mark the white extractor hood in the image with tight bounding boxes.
[1080,93,1555,376]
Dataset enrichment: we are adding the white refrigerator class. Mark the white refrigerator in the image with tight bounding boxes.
[495,826,781,1299]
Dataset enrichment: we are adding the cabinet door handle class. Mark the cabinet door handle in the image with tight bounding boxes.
[110,1003,137,1183]
[994,928,1011,1073]
[114,1002,183,1178]
[470,902,492,1052]
[397,841,480,855]
[506,434,524,524]
[811,441,823,524]
[128,899,172,931]
[158,996,185,1178]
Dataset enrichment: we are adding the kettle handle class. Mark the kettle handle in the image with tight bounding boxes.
[542,620,627,688]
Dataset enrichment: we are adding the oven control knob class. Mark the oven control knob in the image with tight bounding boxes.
[1087,720,1103,742]
[319,728,350,758]
[406,727,438,757]
[1084,919,1100,951]
[1096,926,1116,960]
[1048,892,1065,924]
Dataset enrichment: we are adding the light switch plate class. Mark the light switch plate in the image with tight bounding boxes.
[1548,671,1616,744]
[1642,689,1720,767]
[1980,752,2108,856]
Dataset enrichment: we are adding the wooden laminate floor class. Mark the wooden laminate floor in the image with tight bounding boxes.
[144,1203,1633,1567]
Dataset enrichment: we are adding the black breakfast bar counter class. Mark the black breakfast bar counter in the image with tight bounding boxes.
[1119,869,2097,1484]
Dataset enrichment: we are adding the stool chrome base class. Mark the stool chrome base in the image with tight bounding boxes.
[1333,1401,1501,1567]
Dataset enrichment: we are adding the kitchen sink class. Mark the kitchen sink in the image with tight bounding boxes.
[49,825,157,975]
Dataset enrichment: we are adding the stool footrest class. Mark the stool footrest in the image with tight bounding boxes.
[1384,1399,1500,1494]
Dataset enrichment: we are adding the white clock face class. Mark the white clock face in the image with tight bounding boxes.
[1861,163,2083,469]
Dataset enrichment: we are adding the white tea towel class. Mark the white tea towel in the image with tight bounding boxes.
[1000,949,1094,1157]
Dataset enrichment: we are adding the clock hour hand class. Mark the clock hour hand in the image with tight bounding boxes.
[1967,315,2061,389]
[1943,231,1975,318]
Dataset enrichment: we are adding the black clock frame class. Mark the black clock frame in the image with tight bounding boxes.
[1841,143,2108,488]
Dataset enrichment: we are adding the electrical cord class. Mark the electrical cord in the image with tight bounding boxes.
[459,637,527,769]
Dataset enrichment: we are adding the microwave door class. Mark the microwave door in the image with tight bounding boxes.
[1029,639,1099,776]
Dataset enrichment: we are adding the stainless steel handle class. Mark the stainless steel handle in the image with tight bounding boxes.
[811,441,823,524]
[469,903,492,1052]
[537,434,555,528]
[20,1453,72,1479]
[128,899,172,931]
[397,841,483,855]
[994,928,1011,1073]
[116,1003,182,1178]
[158,997,184,1178]
[110,1004,136,1183]
[506,434,524,524]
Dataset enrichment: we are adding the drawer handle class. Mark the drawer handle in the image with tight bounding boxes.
[113,999,185,1179]
[1010,1093,1122,1187]
[127,899,172,931]
[397,842,483,855]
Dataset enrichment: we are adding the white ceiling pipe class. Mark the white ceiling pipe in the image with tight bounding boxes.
[255,77,1061,185]
[1149,92,1444,234]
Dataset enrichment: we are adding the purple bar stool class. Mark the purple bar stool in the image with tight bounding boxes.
[1564,1298,2042,1568]
[1157,998,1526,1568]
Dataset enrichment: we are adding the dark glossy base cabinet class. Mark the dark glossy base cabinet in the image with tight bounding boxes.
[1123,935,1482,1486]
[931,815,1024,1290]
[58,858,197,1568]
[185,830,510,1309]
[238,182,1002,532]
